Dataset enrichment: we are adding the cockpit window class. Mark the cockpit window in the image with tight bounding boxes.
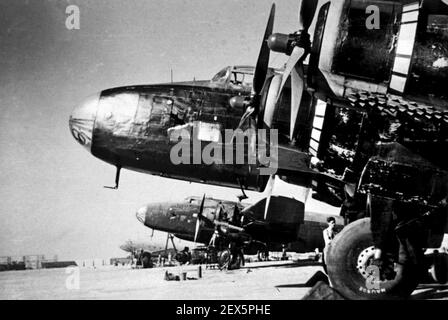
[242,73,254,87]
[230,71,254,87]
[150,96,172,126]
[185,196,201,205]
[211,66,255,88]
[211,67,230,82]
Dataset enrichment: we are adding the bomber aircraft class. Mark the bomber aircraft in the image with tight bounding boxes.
[136,194,343,269]
[70,0,448,299]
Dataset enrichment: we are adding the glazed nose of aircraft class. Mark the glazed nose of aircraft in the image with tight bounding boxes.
[136,206,147,225]
[69,93,100,152]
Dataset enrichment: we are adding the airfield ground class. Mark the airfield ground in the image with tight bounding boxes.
[1,260,447,300]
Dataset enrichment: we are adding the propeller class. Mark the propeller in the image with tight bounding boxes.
[194,194,206,243]
[231,0,318,142]
[253,3,276,103]
[229,3,276,133]
[263,175,276,220]
[298,0,319,31]
[267,0,318,140]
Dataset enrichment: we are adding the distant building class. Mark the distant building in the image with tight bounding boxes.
[0,254,75,271]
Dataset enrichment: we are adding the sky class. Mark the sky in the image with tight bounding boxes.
[0,0,320,260]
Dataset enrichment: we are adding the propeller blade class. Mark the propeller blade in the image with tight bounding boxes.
[270,47,304,118]
[248,115,257,160]
[231,4,275,134]
[263,175,276,220]
[298,0,318,32]
[278,46,304,97]
[268,47,307,141]
[194,194,206,243]
[290,64,304,139]
[194,218,200,243]
[253,3,276,97]
[199,193,206,215]
[237,106,255,130]
[230,106,254,142]
[262,74,282,128]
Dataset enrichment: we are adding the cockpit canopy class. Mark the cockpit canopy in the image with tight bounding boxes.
[185,196,204,205]
[211,65,255,88]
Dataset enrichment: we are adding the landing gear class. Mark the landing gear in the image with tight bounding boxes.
[326,218,420,300]
[217,249,231,270]
[429,252,448,284]
[207,241,244,270]
[217,248,244,270]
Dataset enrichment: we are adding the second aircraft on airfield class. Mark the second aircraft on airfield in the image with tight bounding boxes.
[136,194,343,269]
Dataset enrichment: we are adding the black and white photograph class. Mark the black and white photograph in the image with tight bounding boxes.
[1,0,448,306]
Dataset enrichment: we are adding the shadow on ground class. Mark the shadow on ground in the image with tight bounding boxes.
[240,260,322,270]
[411,284,448,300]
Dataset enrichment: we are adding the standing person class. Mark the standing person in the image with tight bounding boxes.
[209,228,220,247]
[228,242,244,270]
[137,249,144,268]
[176,246,191,265]
[322,216,337,272]
[323,217,337,247]
[263,247,269,261]
[281,244,288,261]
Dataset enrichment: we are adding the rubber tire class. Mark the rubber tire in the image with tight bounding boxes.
[228,252,243,270]
[217,250,231,270]
[430,254,448,284]
[326,218,419,300]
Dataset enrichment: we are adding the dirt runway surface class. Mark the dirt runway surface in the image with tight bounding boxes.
[1,261,447,300]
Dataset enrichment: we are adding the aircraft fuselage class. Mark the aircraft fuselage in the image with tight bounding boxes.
[70,76,277,190]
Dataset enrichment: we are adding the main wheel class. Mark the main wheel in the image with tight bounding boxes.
[429,253,448,284]
[326,218,419,300]
[217,249,231,270]
[228,251,243,270]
